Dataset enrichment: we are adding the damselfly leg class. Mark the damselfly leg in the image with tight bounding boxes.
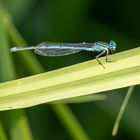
[96,49,107,69]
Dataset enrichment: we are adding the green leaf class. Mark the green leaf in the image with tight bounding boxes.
[0,47,140,111]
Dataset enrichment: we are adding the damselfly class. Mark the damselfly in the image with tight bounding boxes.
[10,40,116,68]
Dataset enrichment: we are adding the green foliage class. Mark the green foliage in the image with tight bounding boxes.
[0,0,140,140]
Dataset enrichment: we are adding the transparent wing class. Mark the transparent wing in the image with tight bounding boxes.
[33,42,84,56]
[34,48,81,56]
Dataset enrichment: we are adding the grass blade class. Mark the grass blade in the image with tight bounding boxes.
[0,121,8,140]
[52,94,107,104]
[112,86,135,136]
[0,47,140,110]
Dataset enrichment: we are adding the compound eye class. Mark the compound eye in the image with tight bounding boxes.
[110,41,116,49]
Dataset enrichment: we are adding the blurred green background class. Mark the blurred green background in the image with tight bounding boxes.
[0,0,140,140]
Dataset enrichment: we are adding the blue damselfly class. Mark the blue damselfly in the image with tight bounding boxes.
[10,40,116,68]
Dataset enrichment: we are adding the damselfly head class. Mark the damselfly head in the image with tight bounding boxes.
[108,40,116,53]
